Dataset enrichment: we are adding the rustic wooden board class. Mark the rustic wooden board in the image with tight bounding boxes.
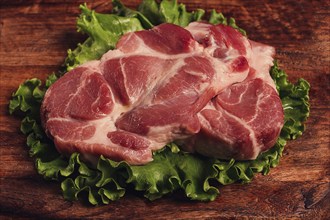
[0,0,329,219]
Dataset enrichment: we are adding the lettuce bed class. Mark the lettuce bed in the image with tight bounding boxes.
[9,0,310,205]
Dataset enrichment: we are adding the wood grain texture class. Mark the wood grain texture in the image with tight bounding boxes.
[0,0,329,219]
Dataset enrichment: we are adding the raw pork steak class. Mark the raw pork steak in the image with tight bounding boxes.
[183,23,284,159]
[41,22,284,164]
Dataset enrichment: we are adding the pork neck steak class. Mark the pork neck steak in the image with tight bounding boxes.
[182,23,284,160]
[41,22,284,165]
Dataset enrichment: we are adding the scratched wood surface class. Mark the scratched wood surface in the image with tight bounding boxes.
[0,0,329,219]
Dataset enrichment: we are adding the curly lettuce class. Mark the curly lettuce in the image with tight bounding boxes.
[64,4,145,71]
[9,0,310,205]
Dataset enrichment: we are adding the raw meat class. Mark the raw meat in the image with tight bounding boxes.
[41,22,284,164]
[182,22,284,160]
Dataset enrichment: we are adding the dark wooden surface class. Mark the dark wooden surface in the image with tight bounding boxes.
[0,0,329,219]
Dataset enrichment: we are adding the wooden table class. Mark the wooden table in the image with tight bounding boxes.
[1,0,329,219]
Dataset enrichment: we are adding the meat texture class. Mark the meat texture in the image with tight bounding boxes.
[41,22,284,164]
[183,22,284,159]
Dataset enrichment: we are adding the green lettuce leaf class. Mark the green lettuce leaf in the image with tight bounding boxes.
[137,0,204,27]
[270,62,310,140]
[64,4,145,71]
[9,78,44,116]
[9,0,310,205]
[112,0,154,29]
